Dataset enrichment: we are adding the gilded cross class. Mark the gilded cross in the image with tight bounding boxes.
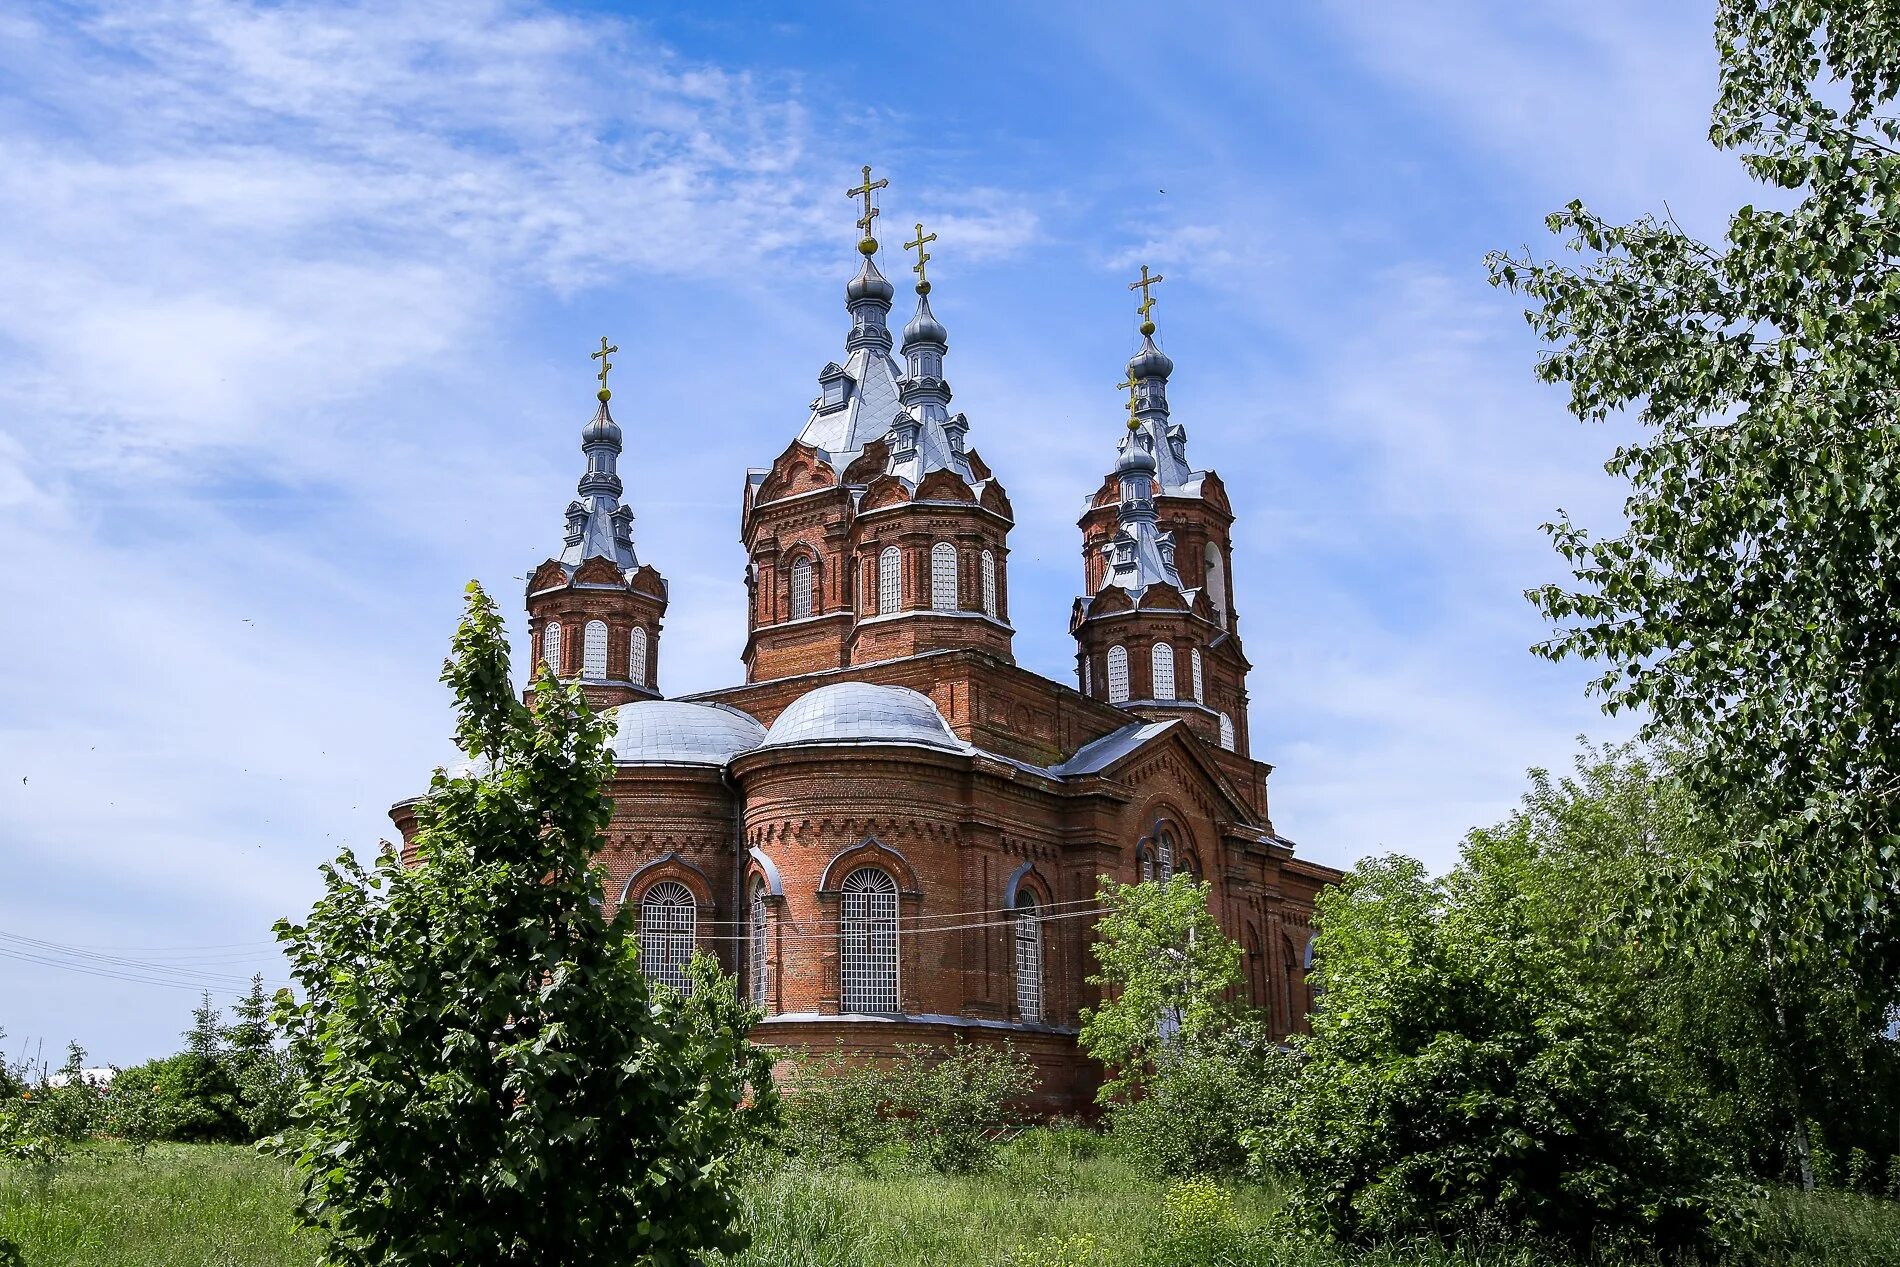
[847,164,889,244]
[591,336,617,401]
[1118,373,1141,431]
[904,222,937,293]
[1127,264,1165,331]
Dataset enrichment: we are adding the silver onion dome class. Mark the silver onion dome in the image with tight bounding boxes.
[846,256,895,305]
[1125,334,1174,381]
[902,294,947,347]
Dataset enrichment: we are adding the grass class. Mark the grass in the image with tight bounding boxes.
[2,1137,1899,1267]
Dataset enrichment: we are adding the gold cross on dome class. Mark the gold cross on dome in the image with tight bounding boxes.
[591,336,617,401]
[904,222,937,292]
[1118,373,1141,430]
[847,164,889,245]
[1127,264,1165,331]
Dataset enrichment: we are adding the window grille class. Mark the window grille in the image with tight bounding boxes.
[629,627,649,686]
[1218,712,1236,751]
[749,881,769,1010]
[1139,845,1153,884]
[1191,647,1205,702]
[1206,546,1228,630]
[1014,894,1043,1023]
[638,881,696,994]
[1107,645,1130,703]
[1156,830,1175,883]
[981,550,998,618]
[789,558,815,620]
[839,867,899,1013]
[931,542,959,611]
[582,620,608,680]
[879,547,902,614]
[1151,642,1176,699]
[1081,657,1092,695]
[541,621,562,673]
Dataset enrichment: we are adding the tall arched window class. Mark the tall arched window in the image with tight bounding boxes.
[582,620,608,679]
[1155,829,1176,882]
[1106,645,1130,703]
[879,547,902,614]
[629,626,649,687]
[749,880,769,1010]
[638,881,696,994]
[1014,893,1043,1023]
[1218,711,1236,751]
[931,542,959,611]
[789,557,815,620]
[1151,642,1176,699]
[541,620,563,673]
[1191,647,1205,702]
[1205,545,1229,630]
[840,867,899,1013]
[1081,657,1092,696]
[981,549,998,618]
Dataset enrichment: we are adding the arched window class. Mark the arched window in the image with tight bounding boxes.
[638,881,696,994]
[1106,645,1130,704]
[879,547,902,614]
[789,557,815,620]
[582,620,608,679]
[749,880,769,1010]
[541,620,563,673]
[1191,647,1205,703]
[1205,545,1229,630]
[981,549,998,618]
[1081,657,1092,696]
[1218,711,1236,751]
[839,867,899,1013]
[1155,829,1176,882]
[629,626,649,687]
[1014,893,1043,1023]
[1151,642,1176,699]
[931,542,959,611]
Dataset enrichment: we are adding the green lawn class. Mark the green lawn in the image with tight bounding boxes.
[2,1140,1899,1267]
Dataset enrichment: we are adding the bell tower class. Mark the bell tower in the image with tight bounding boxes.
[1072,269,1252,756]
[525,338,669,709]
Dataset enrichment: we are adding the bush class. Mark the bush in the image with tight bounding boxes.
[1110,1029,1293,1179]
[779,1047,894,1168]
[114,1054,244,1144]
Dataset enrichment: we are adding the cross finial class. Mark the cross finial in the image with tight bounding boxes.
[1117,372,1141,431]
[1127,264,1166,336]
[904,222,937,294]
[847,164,889,255]
[591,336,618,402]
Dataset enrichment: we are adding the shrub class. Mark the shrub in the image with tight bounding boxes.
[779,1047,894,1168]
[114,1053,244,1144]
[1110,1029,1293,1179]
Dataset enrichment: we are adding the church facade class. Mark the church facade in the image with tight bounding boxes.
[393,177,1339,1111]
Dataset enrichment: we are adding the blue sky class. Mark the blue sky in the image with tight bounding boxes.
[0,1,1755,1064]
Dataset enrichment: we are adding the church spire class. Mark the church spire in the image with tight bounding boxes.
[559,337,639,572]
[1119,264,1191,491]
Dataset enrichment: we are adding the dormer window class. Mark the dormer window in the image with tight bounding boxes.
[817,363,853,413]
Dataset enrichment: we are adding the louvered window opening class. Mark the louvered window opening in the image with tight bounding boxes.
[1151,642,1176,699]
[1015,895,1043,1023]
[582,620,608,680]
[629,627,649,687]
[1081,657,1092,695]
[749,881,769,1010]
[931,542,959,611]
[879,547,902,614]
[541,621,563,673]
[1107,645,1130,704]
[789,558,814,620]
[840,868,900,1014]
[1218,712,1236,751]
[638,881,696,994]
[981,550,998,618]
[1191,647,1205,702]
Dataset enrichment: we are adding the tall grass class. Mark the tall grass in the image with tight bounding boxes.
[2,1138,1897,1267]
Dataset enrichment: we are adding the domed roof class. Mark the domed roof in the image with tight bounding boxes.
[760,682,963,752]
[902,294,947,346]
[1125,334,1174,381]
[582,399,622,446]
[846,257,895,305]
[1117,434,1158,476]
[604,700,765,767]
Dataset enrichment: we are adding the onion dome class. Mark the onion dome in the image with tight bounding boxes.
[604,700,765,767]
[846,256,895,305]
[902,293,948,347]
[760,682,964,753]
[1117,436,1158,476]
[581,398,621,447]
[1125,334,1174,381]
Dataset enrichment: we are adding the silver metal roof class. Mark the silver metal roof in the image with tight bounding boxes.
[759,681,966,753]
[604,700,765,767]
[556,398,640,573]
[1051,721,1178,776]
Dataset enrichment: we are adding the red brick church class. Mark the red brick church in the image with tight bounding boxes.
[394,174,1340,1110]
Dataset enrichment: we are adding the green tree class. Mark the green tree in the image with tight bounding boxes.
[1269,832,1748,1256]
[184,992,223,1063]
[273,581,771,1267]
[1079,875,1243,1103]
[1487,2,1900,1190]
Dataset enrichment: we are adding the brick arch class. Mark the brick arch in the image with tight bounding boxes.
[619,851,717,912]
[817,837,921,894]
[782,544,824,617]
[1002,860,1054,908]
[746,845,785,899]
